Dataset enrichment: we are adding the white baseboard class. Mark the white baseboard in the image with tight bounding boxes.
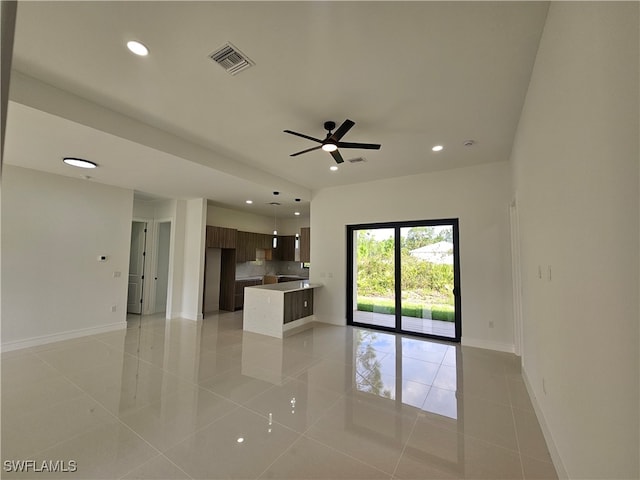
[1,321,127,352]
[521,368,568,479]
[461,336,515,353]
[313,314,346,327]
[180,312,203,321]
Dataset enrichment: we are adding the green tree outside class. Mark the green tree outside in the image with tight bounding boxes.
[356,227,455,321]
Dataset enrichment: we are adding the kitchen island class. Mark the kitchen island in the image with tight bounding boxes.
[243,280,322,338]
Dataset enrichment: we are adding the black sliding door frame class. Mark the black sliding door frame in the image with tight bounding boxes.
[346,218,461,342]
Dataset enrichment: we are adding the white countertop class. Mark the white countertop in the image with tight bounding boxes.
[246,280,321,293]
[235,275,309,282]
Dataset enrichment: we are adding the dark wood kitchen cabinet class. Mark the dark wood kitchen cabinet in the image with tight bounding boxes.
[206,226,237,249]
[218,249,237,311]
[236,231,257,262]
[237,232,274,262]
[300,227,310,263]
[257,233,273,250]
[234,278,263,310]
[284,288,314,323]
[274,235,296,261]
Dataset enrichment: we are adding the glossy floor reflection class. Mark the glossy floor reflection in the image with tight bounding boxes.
[1,312,557,479]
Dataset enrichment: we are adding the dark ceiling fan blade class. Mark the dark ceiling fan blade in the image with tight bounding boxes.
[290,145,322,157]
[330,149,345,164]
[330,119,355,142]
[283,130,323,143]
[337,142,381,150]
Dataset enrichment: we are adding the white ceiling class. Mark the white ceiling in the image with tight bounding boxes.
[4,1,549,217]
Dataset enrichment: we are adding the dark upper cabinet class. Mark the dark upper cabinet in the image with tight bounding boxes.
[237,231,273,262]
[258,233,273,250]
[236,231,255,262]
[207,226,300,263]
[300,227,310,263]
[206,226,237,249]
[274,235,296,261]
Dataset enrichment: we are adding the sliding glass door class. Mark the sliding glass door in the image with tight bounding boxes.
[352,227,396,329]
[347,220,460,342]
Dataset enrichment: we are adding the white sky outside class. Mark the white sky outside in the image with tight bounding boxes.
[363,225,452,241]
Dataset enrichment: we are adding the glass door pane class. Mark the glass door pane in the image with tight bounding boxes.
[352,228,396,329]
[400,225,456,339]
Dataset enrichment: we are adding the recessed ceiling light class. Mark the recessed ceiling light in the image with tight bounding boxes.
[294,212,300,216]
[63,157,97,169]
[330,165,339,171]
[127,40,149,56]
[245,200,253,204]
[432,145,444,152]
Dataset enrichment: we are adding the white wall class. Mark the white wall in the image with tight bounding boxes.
[169,200,186,318]
[510,3,639,478]
[207,203,308,235]
[1,0,16,163]
[155,221,171,312]
[207,203,273,233]
[310,161,514,352]
[180,198,206,320]
[132,199,154,219]
[1,166,133,349]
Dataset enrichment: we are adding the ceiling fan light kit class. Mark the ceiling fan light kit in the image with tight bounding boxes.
[284,119,381,164]
[321,143,338,152]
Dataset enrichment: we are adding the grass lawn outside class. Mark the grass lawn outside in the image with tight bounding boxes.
[357,296,455,322]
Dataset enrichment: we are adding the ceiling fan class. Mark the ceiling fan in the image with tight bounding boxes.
[284,119,381,164]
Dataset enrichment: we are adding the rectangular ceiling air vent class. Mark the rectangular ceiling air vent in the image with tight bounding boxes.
[348,157,367,164]
[209,42,254,76]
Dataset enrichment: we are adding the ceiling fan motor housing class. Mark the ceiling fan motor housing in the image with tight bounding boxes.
[324,121,336,132]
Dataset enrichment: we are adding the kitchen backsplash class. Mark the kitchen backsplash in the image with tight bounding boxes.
[235,260,309,279]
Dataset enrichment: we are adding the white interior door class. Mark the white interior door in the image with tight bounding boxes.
[127,221,147,314]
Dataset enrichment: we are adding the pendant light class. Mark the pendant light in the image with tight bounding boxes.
[294,198,301,249]
[271,201,279,248]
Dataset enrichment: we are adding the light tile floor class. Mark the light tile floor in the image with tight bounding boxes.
[1,312,557,479]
